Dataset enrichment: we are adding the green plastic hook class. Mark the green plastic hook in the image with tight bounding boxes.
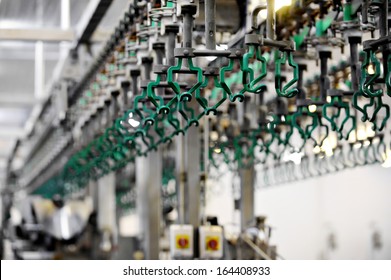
[360,49,383,97]
[167,57,204,102]
[323,96,356,140]
[275,50,299,98]
[219,56,248,102]
[196,75,227,115]
[241,45,268,95]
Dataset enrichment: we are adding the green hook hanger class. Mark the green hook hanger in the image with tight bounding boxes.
[219,54,248,102]
[323,95,356,140]
[196,74,227,116]
[360,49,383,97]
[275,50,299,98]
[167,57,204,102]
[241,45,268,96]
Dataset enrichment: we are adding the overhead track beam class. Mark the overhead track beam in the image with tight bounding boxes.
[0,28,75,42]
[0,94,37,106]
[75,0,114,47]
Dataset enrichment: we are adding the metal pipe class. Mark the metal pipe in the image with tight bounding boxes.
[203,0,216,180]
[143,58,153,80]
[131,74,139,96]
[319,52,330,102]
[349,40,359,92]
[121,82,130,108]
[155,45,165,97]
[203,116,209,181]
[362,0,369,24]
[34,41,45,99]
[241,235,272,260]
[176,129,186,224]
[205,0,216,50]
[239,165,255,231]
[251,4,267,30]
[379,0,389,76]
[266,0,275,40]
[296,64,307,102]
[167,31,176,65]
[61,0,71,30]
[183,12,193,48]
[155,46,164,65]
[112,94,120,118]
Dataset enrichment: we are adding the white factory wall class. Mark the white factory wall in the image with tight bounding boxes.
[205,165,391,260]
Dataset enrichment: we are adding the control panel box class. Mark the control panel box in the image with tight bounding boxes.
[199,225,224,259]
[169,224,194,259]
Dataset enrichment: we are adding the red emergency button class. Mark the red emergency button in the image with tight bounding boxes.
[176,234,190,249]
[208,239,218,250]
[205,236,220,251]
[177,237,189,248]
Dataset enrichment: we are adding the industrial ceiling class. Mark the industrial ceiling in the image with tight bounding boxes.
[0,0,131,187]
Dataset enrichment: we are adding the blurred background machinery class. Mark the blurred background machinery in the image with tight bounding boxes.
[0,0,390,260]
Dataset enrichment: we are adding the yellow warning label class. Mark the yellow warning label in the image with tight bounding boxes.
[175,235,190,249]
[205,236,220,251]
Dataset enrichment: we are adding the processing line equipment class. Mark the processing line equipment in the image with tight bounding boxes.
[1,0,390,259]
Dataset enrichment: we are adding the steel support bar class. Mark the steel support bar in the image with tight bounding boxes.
[239,165,255,230]
[183,12,194,48]
[166,29,177,66]
[75,0,114,46]
[97,173,116,234]
[205,0,216,50]
[34,41,45,99]
[136,149,162,260]
[175,130,186,224]
[97,173,117,258]
[266,0,275,40]
[184,98,201,227]
[379,0,389,76]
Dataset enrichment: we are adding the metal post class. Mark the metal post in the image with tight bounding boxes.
[319,52,330,102]
[131,72,139,97]
[239,164,255,231]
[205,0,216,50]
[166,28,177,66]
[134,52,162,259]
[184,98,201,227]
[88,180,99,210]
[61,0,71,30]
[266,0,275,40]
[203,116,209,185]
[34,41,45,99]
[297,63,307,101]
[379,0,389,76]
[178,4,200,227]
[142,57,153,80]
[121,81,130,109]
[154,43,165,64]
[97,173,117,256]
[202,0,216,186]
[183,12,193,48]
[136,149,162,259]
[348,37,360,92]
[176,125,186,224]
